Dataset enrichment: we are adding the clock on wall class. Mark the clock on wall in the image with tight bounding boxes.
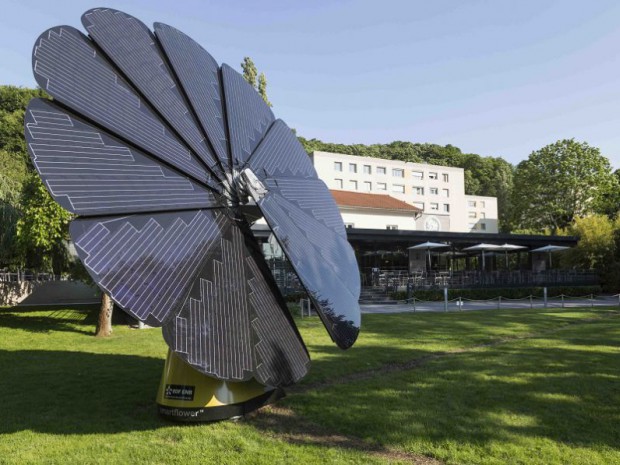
[424,216,441,231]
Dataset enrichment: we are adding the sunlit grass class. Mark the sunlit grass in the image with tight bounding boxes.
[0,304,618,464]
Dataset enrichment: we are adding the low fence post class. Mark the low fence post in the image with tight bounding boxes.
[412,296,416,312]
[444,287,448,312]
[544,287,548,308]
[458,296,463,311]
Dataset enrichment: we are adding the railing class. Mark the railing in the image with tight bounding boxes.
[405,292,620,312]
[365,269,599,291]
[0,272,66,282]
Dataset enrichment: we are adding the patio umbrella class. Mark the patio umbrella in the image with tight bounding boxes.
[462,243,501,270]
[408,242,449,272]
[494,243,527,268]
[530,245,570,268]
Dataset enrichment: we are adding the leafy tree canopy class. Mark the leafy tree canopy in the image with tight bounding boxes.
[512,139,619,233]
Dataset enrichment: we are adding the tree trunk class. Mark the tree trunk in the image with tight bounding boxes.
[95,292,113,337]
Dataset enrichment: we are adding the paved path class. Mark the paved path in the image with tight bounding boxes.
[361,296,620,314]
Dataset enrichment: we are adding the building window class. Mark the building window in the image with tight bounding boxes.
[414,186,424,195]
[480,223,486,231]
[442,188,449,197]
[345,223,355,229]
[377,182,387,191]
[480,201,486,208]
[430,187,438,195]
[350,180,358,190]
[334,178,343,189]
[334,162,342,172]
[480,212,486,219]
[468,200,477,207]
[349,163,357,173]
[386,225,398,230]
[392,168,404,178]
[428,172,438,180]
[413,202,424,210]
[377,166,386,175]
[363,165,371,175]
[392,184,405,193]
[412,171,423,180]
[442,173,449,182]
[443,204,450,212]
[430,202,439,210]
[363,181,372,192]
[468,211,477,218]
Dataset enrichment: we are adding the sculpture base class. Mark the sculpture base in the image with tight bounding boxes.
[156,350,283,422]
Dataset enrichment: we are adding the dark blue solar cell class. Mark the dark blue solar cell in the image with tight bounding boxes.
[162,219,310,386]
[70,210,229,327]
[247,119,317,180]
[81,8,225,180]
[221,64,275,169]
[25,98,218,216]
[32,26,218,191]
[154,22,231,173]
[257,192,361,349]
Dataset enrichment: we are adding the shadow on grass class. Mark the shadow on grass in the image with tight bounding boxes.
[0,349,166,434]
[275,319,620,457]
[0,305,132,335]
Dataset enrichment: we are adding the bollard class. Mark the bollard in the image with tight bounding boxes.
[561,294,564,308]
[544,287,548,308]
[444,287,448,312]
[412,297,416,312]
[458,296,463,311]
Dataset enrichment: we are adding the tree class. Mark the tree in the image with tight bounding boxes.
[511,139,618,232]
[241,57,272,106]
[258,72,272,107]
[241,57,258,89]
[560,214,620,292]
[16,175,72,274]
[0,149,28,267]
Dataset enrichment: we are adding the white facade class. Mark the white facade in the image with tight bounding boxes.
[340,206,418,231]
[310,151,499,233]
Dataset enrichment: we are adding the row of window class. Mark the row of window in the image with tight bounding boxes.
[334,179,404,193]
[345,223,400,230]
[467,200,487,208]
[335,179,453,197]
[412,202,450,212]
[468,211,486,219]
[334,162,449,181]
[414,187,449,197]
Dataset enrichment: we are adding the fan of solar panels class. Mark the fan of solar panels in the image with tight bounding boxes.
[26,8,361,387]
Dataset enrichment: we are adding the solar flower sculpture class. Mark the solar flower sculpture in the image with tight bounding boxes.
[26,8,361,421]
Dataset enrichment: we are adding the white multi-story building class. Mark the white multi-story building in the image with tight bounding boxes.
[310,151,498,233]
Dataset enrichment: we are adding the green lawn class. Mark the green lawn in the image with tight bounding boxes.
[0,305,618,464]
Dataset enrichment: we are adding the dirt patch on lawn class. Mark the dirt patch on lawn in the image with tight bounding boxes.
[248,405,443,464]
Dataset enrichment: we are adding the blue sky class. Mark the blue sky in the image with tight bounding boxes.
[2,0,619,169]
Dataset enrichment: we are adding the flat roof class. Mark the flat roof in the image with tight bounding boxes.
[251,224,578,248]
